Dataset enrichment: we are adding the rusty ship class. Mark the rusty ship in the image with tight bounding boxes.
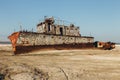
[8,17,94,54]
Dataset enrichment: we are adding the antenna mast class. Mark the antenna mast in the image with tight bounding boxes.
[20,25,22,31]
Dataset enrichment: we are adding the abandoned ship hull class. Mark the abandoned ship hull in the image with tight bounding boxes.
[14,43,94,54]
[8,32,94,54]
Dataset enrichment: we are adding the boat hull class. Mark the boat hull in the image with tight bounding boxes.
[14,43,94,54]
[8,32,94,55]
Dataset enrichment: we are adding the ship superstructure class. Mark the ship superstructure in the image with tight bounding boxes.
[37,17,80,36]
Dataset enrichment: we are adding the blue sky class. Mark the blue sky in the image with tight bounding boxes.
[0,0,120,42]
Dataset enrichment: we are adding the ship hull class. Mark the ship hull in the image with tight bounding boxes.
[8,32,94,55]
[14,43,94,54]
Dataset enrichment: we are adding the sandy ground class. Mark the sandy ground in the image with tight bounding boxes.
[0,45,120,80]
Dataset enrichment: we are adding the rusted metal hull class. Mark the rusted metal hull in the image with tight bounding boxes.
[14,43,94,54]
[8,32,94,55]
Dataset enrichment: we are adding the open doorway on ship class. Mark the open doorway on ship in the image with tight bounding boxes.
[60,27,63,35]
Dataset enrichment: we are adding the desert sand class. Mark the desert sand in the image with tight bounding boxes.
[0,45,120,80]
